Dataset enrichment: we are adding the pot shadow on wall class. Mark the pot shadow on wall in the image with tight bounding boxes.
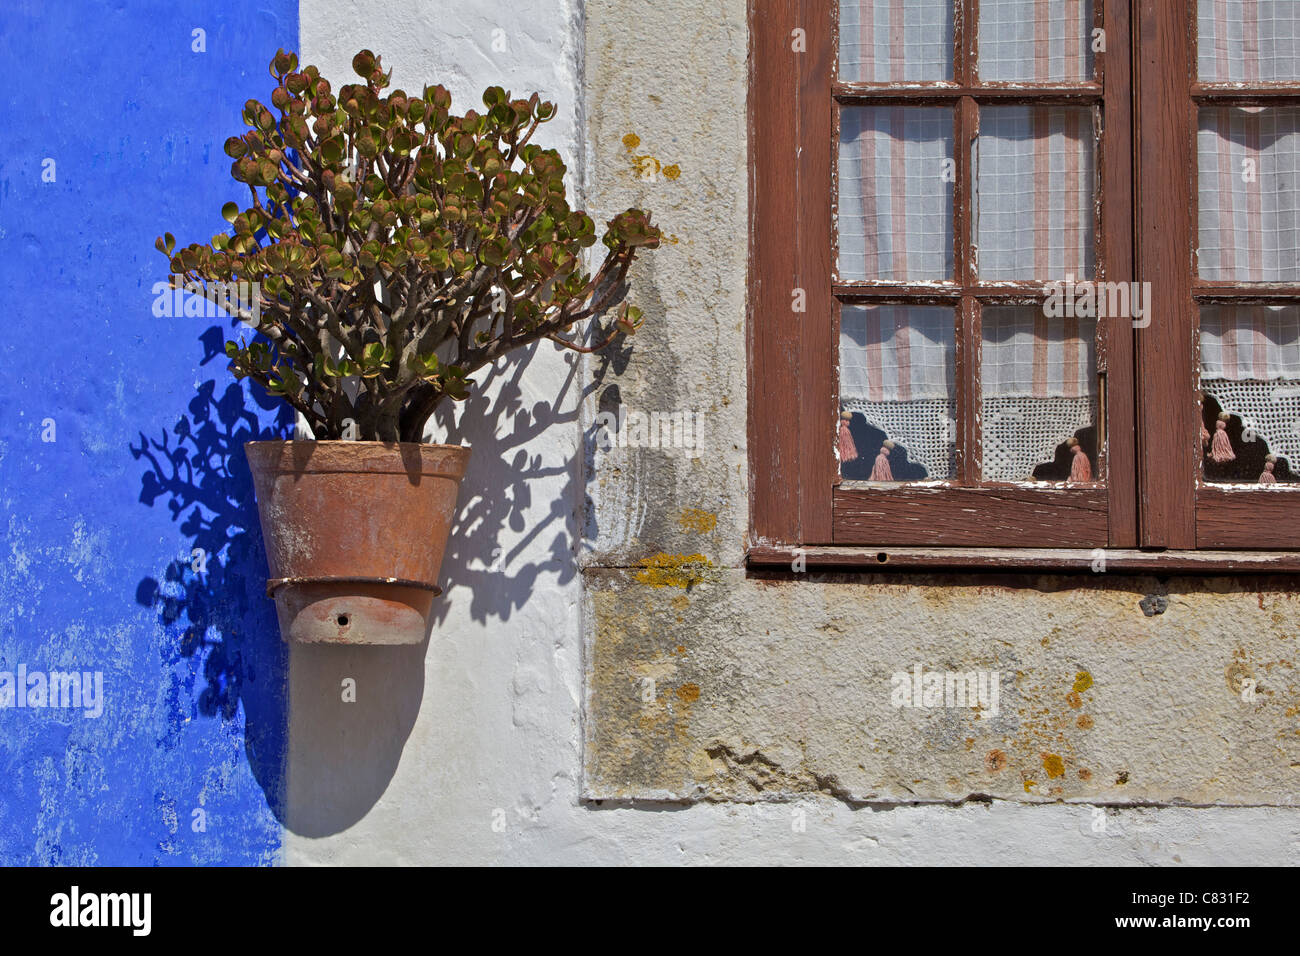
[284,343,586,837]
[131,325,294,819]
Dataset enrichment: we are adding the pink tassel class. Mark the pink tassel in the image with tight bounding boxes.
[837,413,858,464]
[1260,455,1277,485]
[1068,438,1092,482]
[1200,422,1211,448]
[870,441,894,481]
[1210,413,1235,463]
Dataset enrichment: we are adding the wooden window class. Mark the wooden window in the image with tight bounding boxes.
[1142,0,1300,548]
[749,1,1300,568]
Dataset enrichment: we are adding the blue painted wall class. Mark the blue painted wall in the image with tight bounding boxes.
[0,0,297,864]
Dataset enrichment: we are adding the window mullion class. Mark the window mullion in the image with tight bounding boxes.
[957,93,980,485]
[1135,0,1198,547]
[1100,0,1138,545]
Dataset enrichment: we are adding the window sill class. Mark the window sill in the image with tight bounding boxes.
[746,546,1300,575]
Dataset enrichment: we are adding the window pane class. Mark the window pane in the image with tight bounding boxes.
[1200,304,1300,484]
[978,0,1095,82]
[838,107,954,281]
[838,0,954,83]
[981,306,1099,482]
[1197,106,1300,282]
[1198,0,1300,83]
[975,106,1096,280]
[839,305,957,480]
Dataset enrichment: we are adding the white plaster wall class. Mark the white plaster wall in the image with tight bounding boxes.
[287,0,590,860]
[284,0,1300,865]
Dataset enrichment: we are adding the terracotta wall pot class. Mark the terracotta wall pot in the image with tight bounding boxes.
[244,441,470,645]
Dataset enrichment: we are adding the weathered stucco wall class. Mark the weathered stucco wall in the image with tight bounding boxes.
[579,0,1300,812]
[586,570,1300,804]
[283,0,1300,864]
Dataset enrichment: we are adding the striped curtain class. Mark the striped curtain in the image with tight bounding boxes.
[1201,305,1300,380]
[1199,0,1300,82]
[839,305,955,402]
[837,107,954,281]
[838,0,953,83]
[977,0,1094,81]
[975,105,1096,280]
[982,308,1096,399]
[1197,106,1300,282]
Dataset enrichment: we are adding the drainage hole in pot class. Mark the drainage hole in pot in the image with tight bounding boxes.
[337,614,350,627]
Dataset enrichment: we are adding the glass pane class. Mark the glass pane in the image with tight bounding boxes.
[839,305,957,481]
[981,307,1099,482]
[838,107,954,281]
[838,0,954,83]
[975,105,1096,280]
[1198,0,1300,83]
[978,0,1095,82]
[1197,106,1300,281]
[1200,304,1300,484]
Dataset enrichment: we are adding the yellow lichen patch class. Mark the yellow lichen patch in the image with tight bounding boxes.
[619,135,680,184]
[634,552,713,589]
[1042,753,1066,779]
[1072,670,1094,693]
[678,508,718,534]
[1023,779,1037,792]
[633,155,660,177]
[1226,650,1254,695]
[677,682,701,703]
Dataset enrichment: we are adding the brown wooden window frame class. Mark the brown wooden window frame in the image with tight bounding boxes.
[1139,0,1300,550]
[748,0,1300,572]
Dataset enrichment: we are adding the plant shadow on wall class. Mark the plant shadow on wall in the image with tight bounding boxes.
[144,46,660,835]
[131,324,294,816]
[284,345,585,838]
[429,346,585,629]
[134,326,587,835]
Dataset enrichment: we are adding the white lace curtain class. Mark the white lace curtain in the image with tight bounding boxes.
[1201,305,1300,467]
[1196,4,1300,469]
[839,306,1096,480]
[836,1,1300,480]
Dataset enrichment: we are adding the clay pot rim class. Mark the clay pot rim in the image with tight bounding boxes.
[245,439,471,478]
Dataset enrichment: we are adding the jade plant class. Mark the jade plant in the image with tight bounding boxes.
[157,49,660,442]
